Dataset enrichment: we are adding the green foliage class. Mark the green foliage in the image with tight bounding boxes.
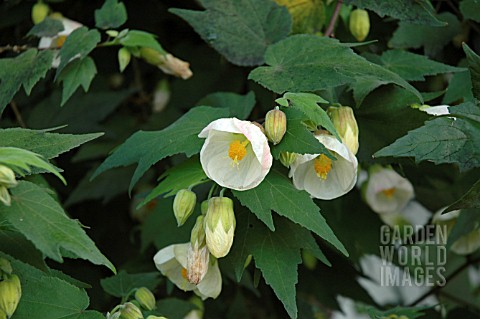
[463,43,480,100]
[446,179,480,212]
[365,305,428,319]
[57,57,97,106]
[447,209,480,250]
[2,253,104,319]
[274,0,326,34]
[233,169,347,255]
[170,0,292,66]
[0,49,53,115]
[154,298,198,319]
[56,27,101,78]
[0,181,114,272]
[95,0,127,30]
[118,30,164,52]
[249,35,422,103]
[197,91,256,120]
[460,0,480,22]
[101,270,161,298]
[345,0,445,26]
[389,12,461,56]
[375,102,480,171]
[0,128,102,160]
[27,18,64,37]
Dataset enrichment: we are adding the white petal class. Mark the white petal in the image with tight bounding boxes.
[195,259,222,299]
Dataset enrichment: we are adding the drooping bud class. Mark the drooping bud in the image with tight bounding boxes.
[327,106,359,155]
[264,107,287,145]
[200,200,208,215]
[32,1,50,25]
[152,80,170,113]
[349,9,370,42]
[118,302,143,319]
[0,274,21,318]
[134,287,156,311]
[279,152,297,168]
[187,216,209,284]
[0,186,11,207]
[140,48,192,80]
[0,259,12,276]
[118,47,132,72]
[173,189,196,227]
[0,165,17,189]
[205,197,236,258]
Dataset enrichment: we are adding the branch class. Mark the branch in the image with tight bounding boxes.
[324,0,343,38]
[9,101,27,128]
[408,256,480,307]
[0,44,31,55]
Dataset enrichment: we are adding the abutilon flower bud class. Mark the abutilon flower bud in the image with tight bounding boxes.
[279,152,297,168]
[349,9,370,42]
[118,47,132,72]
[0,186,11,207]
[119,302,143,319]
[173,189,196,226]
[187,216,209,284]
[265,107,287,145]
[200,200,208,215]
[0,259,12,276]
[32,1,50,25]
[205,197,236,258]
[327,106,359,155]
[134,287,156,311]
[0,274,21,318]
[0,165,17,189]
[139,48,192,79]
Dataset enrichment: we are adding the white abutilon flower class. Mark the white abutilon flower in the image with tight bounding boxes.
[198,118,272,191]
[38,16,82,49]
[289,133,358,200]
[418,104,450,116]
[433,209,480,255]
[153,243,221,300]
[379,201,431,228]
[364,166,414,214]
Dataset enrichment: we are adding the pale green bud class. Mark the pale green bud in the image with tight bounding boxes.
[173,189,196,226]
[349,9,370,42]
[0,259,12,276]
[106,30,119,38]
[32,1,50,25]
[0,166,17,189]
[327,106,359,155]
[190,216,206,248]
[265,107,287,145]
[0,274,21,318]
[134,287,156,311]
[0,186,11,207]
[0,309,6,319]
[200,200,208,215]
[301,250,318,270]
[279,152,297,168]
[205,197,236,258]
[118,47,132,72]
[140,48,164,66]
[119,302,143,319]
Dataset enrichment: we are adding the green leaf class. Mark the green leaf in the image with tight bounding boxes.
[0,181,115,272]
[57,57,97,106]
[446,209,480,250]
[119,30,164,52]
[463,43,480,100]
[0,49,53,115]
[389,12,461,56]
[460,0,480,23]
[270,108,330,158]
[226,212,330,319]
[154,298,198,319]
[374,104,480,171]
[197,91,256,120]
[274,0,326,34]
[233,169,347,256]
[100,270,161,298]
[280,92,340,140]
[55,27,101,78]
[27,17,64,37]
[0,230,46,270]
[0,147,65,183]
[443,69,474,104]
[92,106,230,192]
[95,0,127,29]
[170,0,292,66]
[140,157,207,208]
[2,253,106,319]
[377,50,464,81]
[249,35,422,103]
[445,179,480,212]
[344,0,445,26]
[0,128,102,159]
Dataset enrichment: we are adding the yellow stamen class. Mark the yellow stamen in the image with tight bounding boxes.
[228,139,249,167]
[181,267,188,279]
[314,154,332,180]
[55,35,67,48]
[382,188,396,198]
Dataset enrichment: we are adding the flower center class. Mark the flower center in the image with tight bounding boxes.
[314,154,332,180]
[181,267,188,279]
[55,35,68,48]
[228,139,249,166]
[382,188,396,198]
